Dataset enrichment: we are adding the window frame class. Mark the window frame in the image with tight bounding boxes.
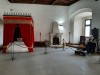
[85,19,92,37]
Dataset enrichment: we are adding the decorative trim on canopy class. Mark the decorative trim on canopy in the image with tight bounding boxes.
[3,16,33,24]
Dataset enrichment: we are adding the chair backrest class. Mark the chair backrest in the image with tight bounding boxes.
[80,36,86,45]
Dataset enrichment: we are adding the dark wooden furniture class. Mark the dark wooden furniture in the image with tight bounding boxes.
[34,41,46,47]
[8,0,80,6]
[80,36,86,45]
[68,44,86,56]
[91,28,99,52]
[86,41,96,54]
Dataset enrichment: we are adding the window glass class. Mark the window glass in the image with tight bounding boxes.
[85,26,90,37]
[86,20,90,25]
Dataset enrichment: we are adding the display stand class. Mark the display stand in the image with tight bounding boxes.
[44,41,50,54]
[44,45,48,54]
[11,42,16,60]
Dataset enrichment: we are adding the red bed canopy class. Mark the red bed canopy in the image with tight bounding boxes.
[3,15,34,53]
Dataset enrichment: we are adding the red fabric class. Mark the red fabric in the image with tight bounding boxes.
[4,16,32,20]
[19,24,34,52]
[3,24,15,53]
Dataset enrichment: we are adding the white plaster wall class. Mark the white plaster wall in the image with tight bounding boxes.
[0,0,69,47]
[73,16,83,43]
[69,0,100,43]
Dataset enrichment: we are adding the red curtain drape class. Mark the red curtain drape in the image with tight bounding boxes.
[3,24,15,53]
[19,24,34,52]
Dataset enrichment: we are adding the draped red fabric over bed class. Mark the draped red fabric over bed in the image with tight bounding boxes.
[3,16,34,53]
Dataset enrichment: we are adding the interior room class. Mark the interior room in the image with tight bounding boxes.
[0,0,100,75]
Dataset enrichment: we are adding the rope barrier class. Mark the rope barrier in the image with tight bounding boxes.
[8,44,13,49]
[4,42,33,50]
[14,42,33,48]
[13,42,28,48]
[4,43,13,49]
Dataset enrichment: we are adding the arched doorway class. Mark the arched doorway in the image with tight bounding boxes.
[70,8,92,43]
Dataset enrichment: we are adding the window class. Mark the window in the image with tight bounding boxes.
[85,19,91,37]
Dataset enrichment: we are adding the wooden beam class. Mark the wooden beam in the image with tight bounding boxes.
[8,0,14,3]
[32,0,36,3]
[61,0,70,3]
[67,0,80,6]
[51,0,70,5]
[12,0,14,3]
[50,0,59,5]
[32,0,40,4]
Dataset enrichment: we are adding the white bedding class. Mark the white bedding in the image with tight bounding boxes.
[50,45,63,48]
[7,42,28,52]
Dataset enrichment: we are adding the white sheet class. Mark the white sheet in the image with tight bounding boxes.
[7,42,28,52]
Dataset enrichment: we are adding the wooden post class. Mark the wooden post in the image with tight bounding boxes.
[49,32,51,42]
[40,32,42,47]
[63,39,65,51]
[40,32,41,42]
[69,32,70,44]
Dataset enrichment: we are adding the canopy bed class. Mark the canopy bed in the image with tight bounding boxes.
[3,13,34,53]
